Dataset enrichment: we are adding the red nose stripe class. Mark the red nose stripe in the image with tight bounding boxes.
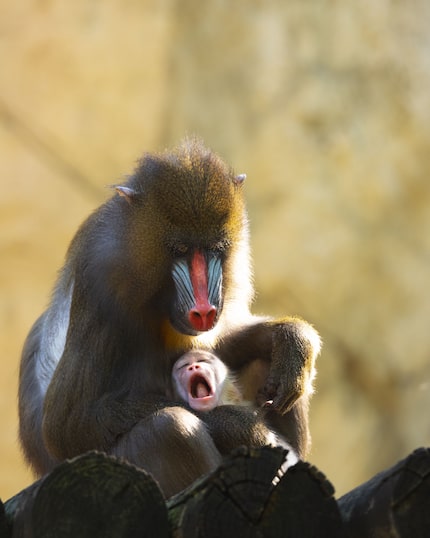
[188,250,217,331]
[190,251,209,304]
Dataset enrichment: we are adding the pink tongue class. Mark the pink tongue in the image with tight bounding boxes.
[196,382,210,398]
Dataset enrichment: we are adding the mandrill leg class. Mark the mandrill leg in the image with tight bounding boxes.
[112,406,222,498]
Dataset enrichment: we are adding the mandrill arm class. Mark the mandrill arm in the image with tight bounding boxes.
[215,317,321,415]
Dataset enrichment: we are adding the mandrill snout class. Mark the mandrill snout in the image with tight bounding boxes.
[188,305,217,332]
[172,249,223,334]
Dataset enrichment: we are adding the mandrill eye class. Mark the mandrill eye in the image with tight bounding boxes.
[210,239,231,254]
[171,243,189,257]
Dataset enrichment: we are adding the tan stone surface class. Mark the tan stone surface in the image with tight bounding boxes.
[1,0,429,500]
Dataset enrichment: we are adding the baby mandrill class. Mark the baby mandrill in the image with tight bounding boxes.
[171,350,299,472]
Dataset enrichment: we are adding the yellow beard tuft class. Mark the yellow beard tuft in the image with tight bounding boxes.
[160,319,220,352]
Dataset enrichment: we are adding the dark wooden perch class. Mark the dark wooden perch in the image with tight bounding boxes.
[3,452,169,538]
[338,447,430,538]
[2,446,429,537]
[168,445,343,537]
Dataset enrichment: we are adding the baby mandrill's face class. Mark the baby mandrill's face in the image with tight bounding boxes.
[172,351,228,412]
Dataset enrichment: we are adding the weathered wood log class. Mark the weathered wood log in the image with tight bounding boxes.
[168,445,345,537]
[0,498,12,537]
[338,447,430,538]
[4,477,44,537]
[5,446,345,537]
[7,446,429,537]
[4,451,169,538]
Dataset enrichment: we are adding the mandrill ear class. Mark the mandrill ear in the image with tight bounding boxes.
[115,185,138,204]
[233,173,246,186]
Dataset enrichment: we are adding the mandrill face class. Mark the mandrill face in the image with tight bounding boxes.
[113,144,246,340]
[141,142,245,337]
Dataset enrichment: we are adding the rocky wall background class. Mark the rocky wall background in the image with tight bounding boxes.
[1,0,429,500]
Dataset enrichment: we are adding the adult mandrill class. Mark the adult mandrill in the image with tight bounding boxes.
[19,138,321,498]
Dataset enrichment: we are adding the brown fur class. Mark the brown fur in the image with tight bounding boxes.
[19,138,320,497]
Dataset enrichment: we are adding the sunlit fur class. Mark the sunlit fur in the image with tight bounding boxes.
[19,138,320,492]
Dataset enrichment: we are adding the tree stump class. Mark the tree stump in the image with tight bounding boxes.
[0,498,12,537]
[7,446,429,537]
[168,445,344,537]
[338,447,430,538]
[5,451,169,538]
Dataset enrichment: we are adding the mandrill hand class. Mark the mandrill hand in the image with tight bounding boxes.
[259,319,321,414]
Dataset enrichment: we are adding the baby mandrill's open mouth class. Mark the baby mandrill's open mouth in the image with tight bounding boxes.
[187,373,217,411]
[190,374,212,399]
